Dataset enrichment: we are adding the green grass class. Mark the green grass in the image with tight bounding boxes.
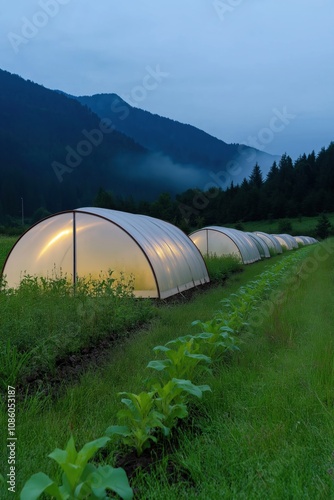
[1,241,331,498]
[0,255,278,494]
[0,273,155,390]
[226,212,334,237]
[0,236,16,269]
[132,242,334,498]
[0,251,254,391]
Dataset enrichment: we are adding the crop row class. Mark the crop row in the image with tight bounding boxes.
[12,249,312,498]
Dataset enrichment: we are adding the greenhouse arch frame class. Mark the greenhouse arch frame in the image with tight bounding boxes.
[2,208,210,299]
[189,226,262,264]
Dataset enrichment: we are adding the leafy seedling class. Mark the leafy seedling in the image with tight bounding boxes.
[106,391,166,456]
[20,435,133,499]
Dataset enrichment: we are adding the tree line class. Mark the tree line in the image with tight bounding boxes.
[1,142,333,238]
[92,142,334,232]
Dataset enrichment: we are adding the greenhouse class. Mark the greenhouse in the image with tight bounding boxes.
[273,233,298,250]
[253,232,283,254]
[189,227,261,264]
[1,208,210,299]
[246,232,270,259]
[294,236,318,245]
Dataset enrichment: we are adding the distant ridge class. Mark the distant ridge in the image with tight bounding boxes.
[0,69,148,217]
[0,68,279,219]
[76,93,280,186]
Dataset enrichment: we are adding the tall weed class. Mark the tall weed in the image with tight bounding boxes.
[0,271,154,391]
[204,255,242,283]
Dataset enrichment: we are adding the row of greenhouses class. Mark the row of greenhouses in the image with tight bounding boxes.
[1,208,318,299]
[189,227,318,264]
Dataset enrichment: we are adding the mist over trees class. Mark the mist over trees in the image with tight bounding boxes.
[0,70,333,234]
[0,69,278,225]
[2,142,333,239]
[91,143,334,232]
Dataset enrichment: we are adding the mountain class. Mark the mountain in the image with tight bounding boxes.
[0,69,157,219]
[0,69,279,221]
[76,93,280,188]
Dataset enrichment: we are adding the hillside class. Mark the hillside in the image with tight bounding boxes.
[0,69,151,219]
[76,93,279,186]
[0,69,279,222]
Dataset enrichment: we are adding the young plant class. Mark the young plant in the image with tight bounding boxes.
[214,300,243,332]
[152,378,211,430]
[191,317,228,336]
[105,391,166,456]
[147,336,211,381]
[191,321,240,358]
[20,435,133,500]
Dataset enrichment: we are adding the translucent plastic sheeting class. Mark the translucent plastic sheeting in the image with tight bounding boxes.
[277,234,298,249]
[2,208,210,299]
[247,232,270,258]
[190,228,241,261]
[2,213,74,288]
[189,227,261,264]
[75,213,157,297]
[78,208,209,298]
[294,236,307,246]
[254,232,283,254]
[272,234,295,250]
[294,236,317,246]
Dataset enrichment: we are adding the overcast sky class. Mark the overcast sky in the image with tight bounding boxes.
[1,0,333,160]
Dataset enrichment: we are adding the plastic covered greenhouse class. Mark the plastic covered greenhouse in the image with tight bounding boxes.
[273,234,298,250]
[294,236,318,246]
[189,227,262,264]
[246,232,270,259]
[1,208,210,299]
[253,232,283,254]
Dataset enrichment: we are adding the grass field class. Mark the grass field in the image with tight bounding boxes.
[224,213,334,237]
[132,242,334,498]
[1,231,333,498]
[0,236,16,269]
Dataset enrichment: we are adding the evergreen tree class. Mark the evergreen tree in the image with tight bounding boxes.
[315,214,332,239]
[266,161,279,182]
[94,188,115,209]
[249,163,263,188]
[150,192,178,223]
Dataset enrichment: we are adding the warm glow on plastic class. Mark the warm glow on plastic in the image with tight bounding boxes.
[38,229,72,259]
[2,208,210,298]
